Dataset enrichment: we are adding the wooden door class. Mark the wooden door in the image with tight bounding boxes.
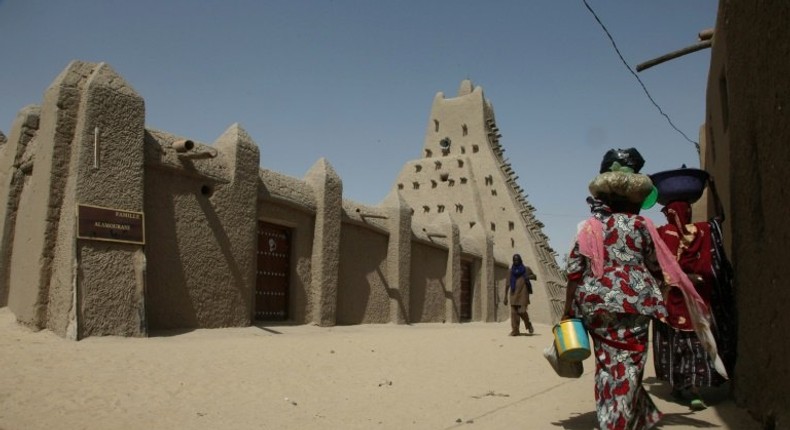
[256,222,290,321]
[460,261,473,321]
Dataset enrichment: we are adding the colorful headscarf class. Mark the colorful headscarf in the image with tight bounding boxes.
[660,201,714,281]
[657,200,717,330]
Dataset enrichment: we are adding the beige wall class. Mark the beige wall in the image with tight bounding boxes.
[493,263,510,323]
[7,63,88,330]
[0,106,39,308]
[66,63,147,339]
[1,62,149,338]
[144,165,223,330]
[705,2,790,427]
[144,126,259,331]
[409,241,449,323]
[336,223,390,324]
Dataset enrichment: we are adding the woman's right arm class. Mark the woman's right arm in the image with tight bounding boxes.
[563,242,584,318]
[562,279,579,318]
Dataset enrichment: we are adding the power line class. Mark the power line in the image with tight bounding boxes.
[581,0,700,152]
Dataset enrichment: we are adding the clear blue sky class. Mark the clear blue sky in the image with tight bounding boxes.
[0,0,717,263]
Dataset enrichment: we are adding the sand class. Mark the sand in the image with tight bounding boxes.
[0,308,759,430]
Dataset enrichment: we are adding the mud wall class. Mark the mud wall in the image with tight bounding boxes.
[706,2,790,427]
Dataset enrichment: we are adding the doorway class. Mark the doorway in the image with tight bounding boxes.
[256,222,291,321]
[460,261,473,321]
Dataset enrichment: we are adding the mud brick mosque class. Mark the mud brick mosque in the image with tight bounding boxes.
[0,61,564,339]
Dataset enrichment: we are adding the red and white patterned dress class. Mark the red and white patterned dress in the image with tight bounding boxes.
[567,212,668,430]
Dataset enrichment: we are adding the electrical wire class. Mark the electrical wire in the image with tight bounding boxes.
[581,0,700,152]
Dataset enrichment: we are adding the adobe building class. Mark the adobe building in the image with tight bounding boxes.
[392,80,566,324]
[0,61,562,340]
[700,1,790,427]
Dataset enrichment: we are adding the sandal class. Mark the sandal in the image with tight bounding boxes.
[690,397,708,411]
[527,322,535,334]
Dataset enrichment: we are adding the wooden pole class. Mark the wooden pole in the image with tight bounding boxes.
[636,40,713,72]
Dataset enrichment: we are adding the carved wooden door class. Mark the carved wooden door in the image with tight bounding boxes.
[256,222,290,321]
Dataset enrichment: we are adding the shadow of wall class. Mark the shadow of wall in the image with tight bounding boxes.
[409,241,449,323]
[143,127,259,331]
[336,223,389,324]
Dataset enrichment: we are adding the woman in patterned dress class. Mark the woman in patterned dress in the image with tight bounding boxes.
[564,194,667,429]
[652,177,735,410]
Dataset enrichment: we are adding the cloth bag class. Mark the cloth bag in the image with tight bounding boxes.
[543,343,583,378]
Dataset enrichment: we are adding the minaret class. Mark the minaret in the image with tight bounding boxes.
[392,80,566,324]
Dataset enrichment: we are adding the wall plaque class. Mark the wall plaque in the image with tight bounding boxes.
[77,204,145,245]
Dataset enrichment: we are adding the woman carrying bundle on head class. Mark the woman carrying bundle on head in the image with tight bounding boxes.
[560,148,725,430]
[650,170,736,411]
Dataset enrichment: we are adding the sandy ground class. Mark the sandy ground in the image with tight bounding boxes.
[0,308,760,430]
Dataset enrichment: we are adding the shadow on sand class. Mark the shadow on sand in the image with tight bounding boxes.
[554,378,739,429]
[552,410,720,429]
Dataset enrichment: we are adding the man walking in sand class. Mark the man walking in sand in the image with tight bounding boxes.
[504,253,537,336]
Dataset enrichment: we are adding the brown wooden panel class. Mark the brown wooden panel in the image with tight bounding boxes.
[460,262,472,321]
[256,222,291,321]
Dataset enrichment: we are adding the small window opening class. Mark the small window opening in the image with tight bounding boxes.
[397,183,404,190]
[490,223,496,232]
[439,137,451,155]
[413,182,420,190]
[437,205,445,213]
[462,124,468,136]
[472,145,479,153]
[509,221,515,231]
[440,173,449,182]
[434,119,439,132]
[415,165,422,172]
